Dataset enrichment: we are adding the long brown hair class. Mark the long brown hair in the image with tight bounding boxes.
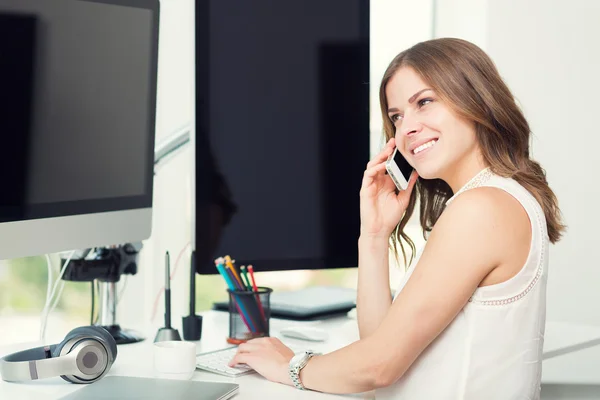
[379,38,566,267]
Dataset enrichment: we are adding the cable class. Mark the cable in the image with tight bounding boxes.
[91,281,95,325]
[94,281,100,325]
[46,280,66,323]
[44,255,53,305]
[117,275,129,306]
[150,241,191,321]
[39,250,75,340]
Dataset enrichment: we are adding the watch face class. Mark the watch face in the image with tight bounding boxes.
[290,351,314,367]
[290,353,305,367]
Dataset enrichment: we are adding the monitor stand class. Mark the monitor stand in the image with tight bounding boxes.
[96,281,144,344]
[61,244,144,345]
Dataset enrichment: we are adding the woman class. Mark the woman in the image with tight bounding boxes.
[229,38,565,399]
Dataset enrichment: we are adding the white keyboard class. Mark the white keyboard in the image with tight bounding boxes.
[196,346,254,377]
[196,344,304,377]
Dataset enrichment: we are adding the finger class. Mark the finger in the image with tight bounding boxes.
[366,140,395,169]
[229,352,254,367]
[237,343,262,354]
[367,144,394,169]
[361,163,387,188]
[364,162,387,178]
[398,170,419,198]
[246,337,271,346]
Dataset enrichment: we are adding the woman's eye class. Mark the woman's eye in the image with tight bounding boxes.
[391,114,403,123]
[418,98,433,107]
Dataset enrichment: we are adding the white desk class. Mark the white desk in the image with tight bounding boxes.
[2,312,600,400]
[0,311,370,400]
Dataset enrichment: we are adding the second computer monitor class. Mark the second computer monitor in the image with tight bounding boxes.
[0,0,159,260]
[194,0,370,274]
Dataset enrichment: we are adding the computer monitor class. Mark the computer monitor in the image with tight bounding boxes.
[194,0,370,274]
[0,0,159,260]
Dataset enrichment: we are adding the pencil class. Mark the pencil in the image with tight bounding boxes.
[240,266,252,290]
[247,265,266,323]
[240,265,266,332]
[214,259,255,333]
[224,255,244,288]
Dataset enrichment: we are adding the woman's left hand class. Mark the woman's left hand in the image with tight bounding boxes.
[228,337,295,386]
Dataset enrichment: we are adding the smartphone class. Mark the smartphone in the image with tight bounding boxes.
[385,148,414,191]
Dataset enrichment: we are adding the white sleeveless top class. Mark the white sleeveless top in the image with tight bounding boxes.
[377,168,549,400]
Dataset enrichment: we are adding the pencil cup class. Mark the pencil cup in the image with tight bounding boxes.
[227,286,272,344]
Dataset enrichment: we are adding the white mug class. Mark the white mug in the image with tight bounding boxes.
[153,341,197,380]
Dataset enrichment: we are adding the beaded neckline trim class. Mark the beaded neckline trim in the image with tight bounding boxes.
[445,167,494,206]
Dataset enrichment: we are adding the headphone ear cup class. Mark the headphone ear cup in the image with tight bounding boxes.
[78,326,118,360]
[54,326,117,384]
[52,326,86,358]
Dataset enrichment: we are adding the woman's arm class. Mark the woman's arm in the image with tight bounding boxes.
[297,188,507,393]
[355,140,417,339]
[230,188,509,393]
[356,236,392,339]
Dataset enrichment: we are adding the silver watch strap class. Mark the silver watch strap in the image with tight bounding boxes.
[289,351,316,390]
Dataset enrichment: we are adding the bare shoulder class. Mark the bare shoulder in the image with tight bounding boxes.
[433,186,531,269]
[443,185,527,224]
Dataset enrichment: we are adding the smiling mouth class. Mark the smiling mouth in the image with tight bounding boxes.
[413,139,438,155]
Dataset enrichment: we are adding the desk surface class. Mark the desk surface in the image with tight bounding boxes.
[0,311,370,400]
[1,312,600,399]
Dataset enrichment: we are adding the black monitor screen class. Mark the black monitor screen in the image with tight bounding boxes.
[0,0,159,222]
[195,1,370,274]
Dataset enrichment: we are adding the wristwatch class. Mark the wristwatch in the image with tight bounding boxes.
[288,350,317,390]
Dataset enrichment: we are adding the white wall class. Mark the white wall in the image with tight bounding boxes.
[433,0,488,49]
[370,0,433,156]
[118,0,195,336]
[370,1,433,281]
[435,0,600,326]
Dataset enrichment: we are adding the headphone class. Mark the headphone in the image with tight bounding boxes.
[0,326,117,384]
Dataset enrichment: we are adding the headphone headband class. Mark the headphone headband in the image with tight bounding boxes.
[0,345,82,382]
[1,344,57,363]
[0,326,117,384]
[0,345,67,382]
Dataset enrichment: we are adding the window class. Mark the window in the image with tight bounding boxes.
[0,256,90,345]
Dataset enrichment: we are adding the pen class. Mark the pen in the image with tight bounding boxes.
[189,250,196,316]
[164,252,172,329]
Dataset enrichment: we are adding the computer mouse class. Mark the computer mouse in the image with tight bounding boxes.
[279,326,329,342]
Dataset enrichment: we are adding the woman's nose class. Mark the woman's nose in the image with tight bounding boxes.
[399,116,422,137]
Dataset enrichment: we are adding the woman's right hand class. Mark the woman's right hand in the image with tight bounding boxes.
[359,138,418,240]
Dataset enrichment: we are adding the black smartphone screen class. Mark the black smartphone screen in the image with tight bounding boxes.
[394,149,414,181]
